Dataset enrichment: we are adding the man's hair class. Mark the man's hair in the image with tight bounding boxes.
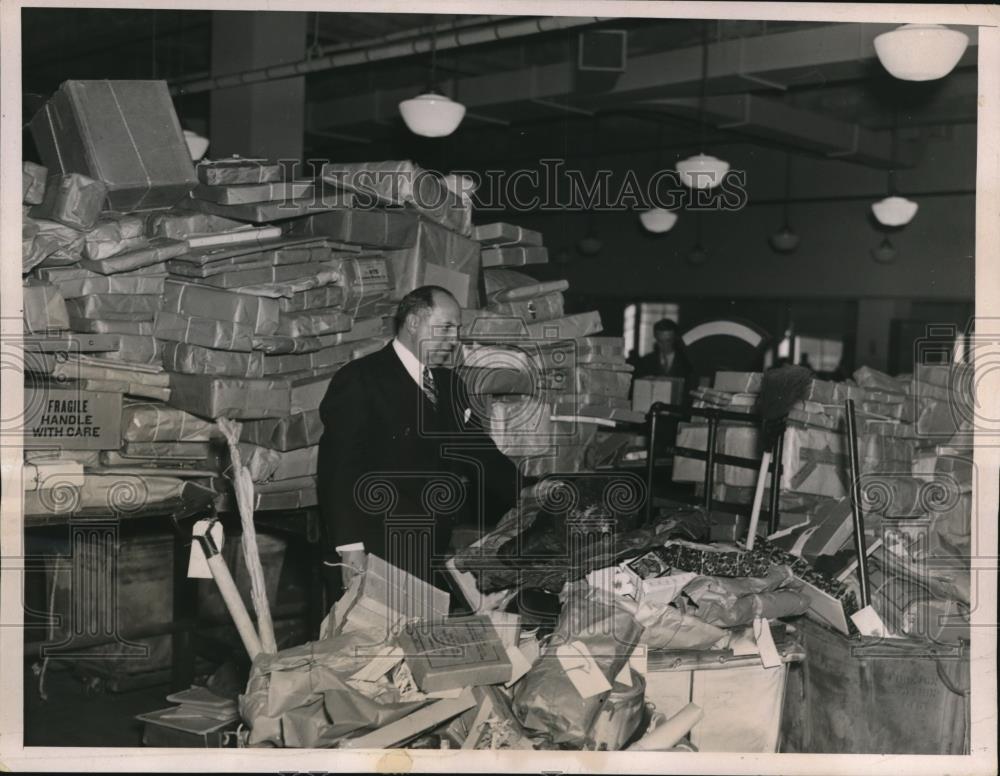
[653,318,679,335]
[394,285,456,332]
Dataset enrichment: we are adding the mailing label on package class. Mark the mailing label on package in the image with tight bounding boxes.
[187,520,224,579]
[350,645,403,682]
[753,617,783,669]
[504,644,533,687]
[556,641,612,698]
[730,627,760,657]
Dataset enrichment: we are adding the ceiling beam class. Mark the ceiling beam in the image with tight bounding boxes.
[307,22,979,155]
[644,94,906,168]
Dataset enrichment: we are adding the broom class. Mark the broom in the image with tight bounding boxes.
[745,365,813,550]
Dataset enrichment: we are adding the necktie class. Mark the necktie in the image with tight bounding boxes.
[422,366,438,407]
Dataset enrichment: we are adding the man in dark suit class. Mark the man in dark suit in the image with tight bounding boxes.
[317,285,518,596]
[634,318,692,381]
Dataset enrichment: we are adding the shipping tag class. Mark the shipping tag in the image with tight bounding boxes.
[504,644,533,687]
[187,519,224,579]
[350,645,404,682]
[628,644,648,677]
[615,663,633,687]
[556,641,613,698]
[850,605,889,638]
[730,627,760,657]
[752,617,783,669]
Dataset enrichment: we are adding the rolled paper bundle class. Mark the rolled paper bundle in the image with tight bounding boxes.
[627,703,704,751]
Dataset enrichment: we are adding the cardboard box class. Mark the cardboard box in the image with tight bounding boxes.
[65,294,162,322]
[384,218,480,306]
[632,376,686,413]
[55,273,166,298]
[781,424,848,499]
[194,262,325,290]
[179,193,349,224]
[275,308,353,338]
[122,400,219,442]
[239,410,323,451]
[487,291,564,322]
[262,342,354,375]
[460,311,602,342]
[154,311,256,352]
[29,173,107,231]
[145,211,245,240]
[192,180,314,205]
[196,158,283,186]
[22,388,122,450]
[162,279,280,336]
[473,222,543,247]
[714,371,762,393]
[80,237,188,275]
[276,284,345,313]
[289,207,420,248]
[23,283,70,333]
[23,161,47,205]
[161,341,265,378]
[102,334,163,365]
[83,215,148,260]
[574,366,633,398]
[167,374,290,420]
[480,246,548,268]
[339,257,392,317]
[398,615,511,692]
[672,422,763,488]
[30,80,197,210]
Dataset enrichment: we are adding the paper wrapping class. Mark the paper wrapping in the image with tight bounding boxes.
[339,257,392,317]
[275,308,353,338]
[80,237,188,275]
[101,333,163,365]
[262,342,355,374]
[195,262,326,290]
[571,366,632,398]
[384,218,480,306]
[30,80,197,210]
[167,373,291,420]
[55,272,166,298]
[52,354,171,385]
[239,410,323,451]
[290,207,419,248]
[473,222,543,247]
[278,284,346,313]
[682,567,810,628]
[119,441,211,460]
[23,283,70,334]
[239,633,428,748]
[228,263,348,300]
[122,400,219,442]
[780,424,848,498]
[166,238,332,276]
[323,160,472,236]
[22,218,85,274]
[486,291,565,322]
[161,341,265,378]
[23,161,48,205]
[83,215,148,260]
[23,459,84,492]
[162,279,280,336]
[69,317,153,336]
[197,158,282,186]
[193,179,314,205]
[146,211,246,240]
[29,173,107,231]
[22,473,203,519]
[82,378,171,401]
[65,294,162,322]
[512,583,643,745]
[179,191,353,224]
[853,365,908,393]
[461,310,602,342]
[154,310,256,352]
[672,422,762,488]
[480,246,548,269]
[238,443,282,482]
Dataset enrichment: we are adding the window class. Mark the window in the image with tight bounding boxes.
[624,303,680,357]
[795,336,843,372]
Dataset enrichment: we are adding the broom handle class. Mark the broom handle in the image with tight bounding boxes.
[207,554,263,660]
[745,450,771,551]
[844,398,872,607]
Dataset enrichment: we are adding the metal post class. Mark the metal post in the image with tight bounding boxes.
[705,415,719,510]
[767,429,785,534]
[844,399,871,607]
[645,405,661,525]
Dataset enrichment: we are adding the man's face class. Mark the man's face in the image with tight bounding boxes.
[654,330,676,355]
[413,293,461,366]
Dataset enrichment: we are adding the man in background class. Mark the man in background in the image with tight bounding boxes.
[634,318,693,382]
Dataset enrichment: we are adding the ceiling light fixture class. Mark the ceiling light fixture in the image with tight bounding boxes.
[677,22,730,191]
[769,153,800,253]
[871,236,897,264]
[871,111,918,227]
[399,17,466,137]
[640,208,679,233]
[874,24,969,82]
[183,130,209,161]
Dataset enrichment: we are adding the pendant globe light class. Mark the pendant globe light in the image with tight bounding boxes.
[874,24,969,82]
[399,17,466,137]
[769,153,800,253]
[641,122,679,233]
[871,236,897,264]
[871,112,918,227]
[676,22,729,191]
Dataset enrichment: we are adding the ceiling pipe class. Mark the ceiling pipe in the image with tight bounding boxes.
[170,16,612,97]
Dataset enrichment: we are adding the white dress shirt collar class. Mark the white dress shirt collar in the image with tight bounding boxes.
[392,337,423,387]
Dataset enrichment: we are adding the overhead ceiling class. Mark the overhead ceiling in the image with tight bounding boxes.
[21,9,978,171]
